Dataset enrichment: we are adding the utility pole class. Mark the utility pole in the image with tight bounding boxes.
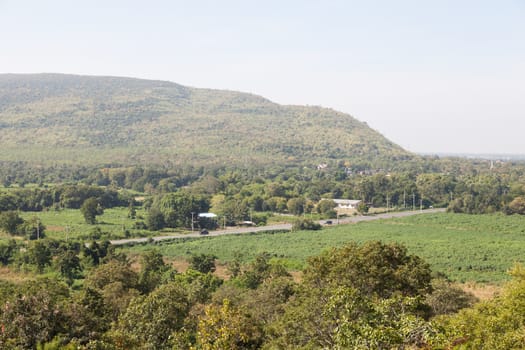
[412,193,415,211]
[191,212,195,232]
[386,194,389,212]
[420,199,423,212]
[403,190,406,209]
[36,218,40,240]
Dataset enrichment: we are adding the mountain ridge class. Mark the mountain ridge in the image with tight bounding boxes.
[0,73,413,168]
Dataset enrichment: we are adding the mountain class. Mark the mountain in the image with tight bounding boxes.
[0,73,413,168]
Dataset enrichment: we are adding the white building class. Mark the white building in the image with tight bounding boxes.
[333,199,362,209]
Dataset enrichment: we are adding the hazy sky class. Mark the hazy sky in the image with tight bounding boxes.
[1,0,524,154]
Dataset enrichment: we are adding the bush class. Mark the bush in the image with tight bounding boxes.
[292,218,321,231]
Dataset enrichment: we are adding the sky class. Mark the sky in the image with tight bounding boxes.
[1,0,524,154]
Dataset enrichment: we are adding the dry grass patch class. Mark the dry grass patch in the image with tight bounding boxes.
[460,282,501,301]
[0,266,34,284]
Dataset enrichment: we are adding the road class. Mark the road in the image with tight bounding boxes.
[110,208,446,246]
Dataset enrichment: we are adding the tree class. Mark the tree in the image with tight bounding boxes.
[0,210,23,234]
[192,299,263,350]
[0,279,69,349]
[505,196,525,215]
[303,241,432,299]
[146,207,165,230]
[139,249,169,294]
[17,216,46,240]
[316,199,336,215]
[55,250,82,286]
[111,282,191,349]
[65,287,111,345]
[81,240,112,266]
[84,260,140,320]
[127,199,136,219]
[267,242,435,349]
[212,195,249,225]
[189,253,217,274]
[237,253,290,290]
[158,191,210,228]
[174,269,223,304]
[28,240,52,273]
[80,197,104,224]
[0,239,17,265]
[286,197,306,215]
[437,264,525,349]
[357,201,369,214]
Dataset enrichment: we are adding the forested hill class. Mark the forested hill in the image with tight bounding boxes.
[0,73,413,168]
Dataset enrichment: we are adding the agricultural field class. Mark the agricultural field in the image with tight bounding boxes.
[123,212,525,284]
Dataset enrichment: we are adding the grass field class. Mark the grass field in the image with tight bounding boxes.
[16,207,156,241]
[123,212,525,284]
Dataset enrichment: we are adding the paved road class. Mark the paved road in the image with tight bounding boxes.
[110,208,446,246]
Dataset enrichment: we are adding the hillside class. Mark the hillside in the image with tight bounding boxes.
[0,73,413,168]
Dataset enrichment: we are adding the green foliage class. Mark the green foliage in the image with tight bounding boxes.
[447,174,508,214]
[174,269,223,304]
[188,253,217,274]
[111,282,191,350]
[192,299,264,350]
[286,197,306,215]
[146,207,165,230]
[55,250,82,286]
[291,218,321,231]
[235,253,291,290]
[84,259,140,320]
[0,239,17,265]
[28,240,52,273]
[267,242,436,349]
[211,194,249,225]
[138,249,170,294]
[317,199,336,215]
[152,191,210,229]
[17,216,46,240]
[416,173,455,207]
[0,210,46,240]
[437,264,525,349]
[303,241,432,298]
[356,201,369,214]
[0,279,70,349]
[0,210,23,234]
[81,240,112,266]
[81,197,104,224]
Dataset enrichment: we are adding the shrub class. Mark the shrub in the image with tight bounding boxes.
[292,218,321,231]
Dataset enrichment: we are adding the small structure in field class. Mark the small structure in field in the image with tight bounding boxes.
[333,199,362,209]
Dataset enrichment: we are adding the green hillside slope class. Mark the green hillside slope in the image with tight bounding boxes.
[0,73,412,167]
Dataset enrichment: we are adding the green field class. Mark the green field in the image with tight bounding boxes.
[16,207,155,241]
[124,212,525,284]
